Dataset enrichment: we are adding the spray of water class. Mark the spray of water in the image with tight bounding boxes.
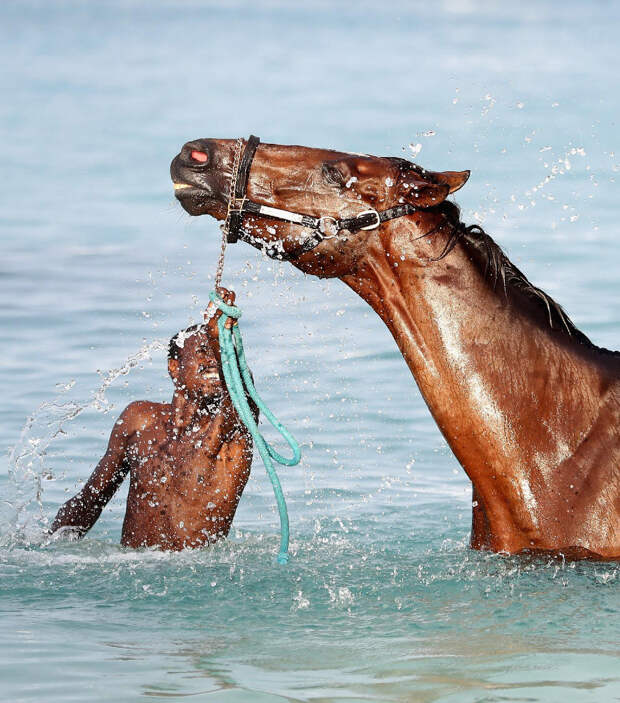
[1,339,167,547]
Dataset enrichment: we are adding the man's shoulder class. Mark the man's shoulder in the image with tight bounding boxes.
[117,400,171,434]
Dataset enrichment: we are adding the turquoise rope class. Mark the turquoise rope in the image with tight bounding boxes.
[209,291,301,564]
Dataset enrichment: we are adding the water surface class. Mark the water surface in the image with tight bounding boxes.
[1,1,619,701]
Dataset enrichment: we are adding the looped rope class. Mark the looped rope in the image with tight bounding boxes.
[209,291,301,564]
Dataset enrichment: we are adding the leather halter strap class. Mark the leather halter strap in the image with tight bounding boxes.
[224,135,420,258]
[226,135,261,243]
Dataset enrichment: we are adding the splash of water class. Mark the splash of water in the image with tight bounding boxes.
[93,339,167,412]
[1,339,167,547]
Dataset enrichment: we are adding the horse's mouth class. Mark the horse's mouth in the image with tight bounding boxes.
[173,183,225,218]
[173,183,206,197]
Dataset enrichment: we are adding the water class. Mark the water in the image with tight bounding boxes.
[1,1,619,700]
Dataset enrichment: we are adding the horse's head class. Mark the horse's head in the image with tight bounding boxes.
[170,138,469,278]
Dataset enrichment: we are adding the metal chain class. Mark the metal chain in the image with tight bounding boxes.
[214,137,244,291]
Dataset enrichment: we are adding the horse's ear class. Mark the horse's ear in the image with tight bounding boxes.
[397,176,451,208]
[426,169,470,194]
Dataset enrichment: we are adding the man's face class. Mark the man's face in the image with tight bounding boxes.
[169,330,222,400]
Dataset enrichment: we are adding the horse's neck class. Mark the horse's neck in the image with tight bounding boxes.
[342,222,608,547]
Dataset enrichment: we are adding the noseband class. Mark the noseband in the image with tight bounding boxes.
[222,135,421,260]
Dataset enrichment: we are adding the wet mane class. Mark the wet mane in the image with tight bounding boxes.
[432,201,618,355]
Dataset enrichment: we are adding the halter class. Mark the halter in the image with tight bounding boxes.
[221,135,422,261]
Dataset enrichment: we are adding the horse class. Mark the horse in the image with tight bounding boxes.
[170,137,620,560]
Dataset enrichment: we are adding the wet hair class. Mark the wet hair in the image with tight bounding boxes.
[429,200,619,355]
[168,324,209,362]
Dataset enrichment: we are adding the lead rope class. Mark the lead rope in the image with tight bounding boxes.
[210,138,300,564]
[209,292,300,564]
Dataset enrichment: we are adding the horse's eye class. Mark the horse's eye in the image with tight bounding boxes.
[191,150,208,163]
[322,163,345,186]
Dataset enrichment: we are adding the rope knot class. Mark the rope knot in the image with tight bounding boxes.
[209,291,242,319]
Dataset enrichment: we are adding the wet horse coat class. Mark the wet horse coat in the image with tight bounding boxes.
[171,138,620,559]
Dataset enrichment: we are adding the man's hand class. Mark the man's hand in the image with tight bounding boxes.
[202,287,236,392]
[203,288,258,426]
[204,287,236,347]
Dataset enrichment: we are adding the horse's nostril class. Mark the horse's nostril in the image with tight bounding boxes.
[191,150,208,163]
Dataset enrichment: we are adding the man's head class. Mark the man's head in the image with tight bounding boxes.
[168,324,222,400]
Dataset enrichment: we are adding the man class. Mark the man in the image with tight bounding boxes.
[50,289,255,550]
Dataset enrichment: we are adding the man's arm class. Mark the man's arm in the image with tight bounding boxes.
[49,402,140,538]
[208,431,254,539]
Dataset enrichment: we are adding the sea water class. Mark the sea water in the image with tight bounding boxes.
[1,1,619,700]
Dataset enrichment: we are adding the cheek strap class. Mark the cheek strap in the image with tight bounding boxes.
[225,135,261,244]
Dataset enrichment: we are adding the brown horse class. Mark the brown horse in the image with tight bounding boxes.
[170,138,620,560]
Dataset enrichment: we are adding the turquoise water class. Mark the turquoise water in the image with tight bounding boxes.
[1,1,619,700]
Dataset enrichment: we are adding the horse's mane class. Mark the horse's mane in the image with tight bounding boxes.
[431,200,618,356]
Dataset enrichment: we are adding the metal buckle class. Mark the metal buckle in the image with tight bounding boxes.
[318,216,339,237]
[229,196,246,213]
[358,209,381,230]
